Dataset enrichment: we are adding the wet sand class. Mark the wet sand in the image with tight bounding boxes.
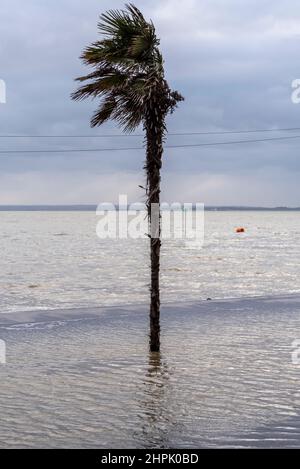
[0,295,300,448]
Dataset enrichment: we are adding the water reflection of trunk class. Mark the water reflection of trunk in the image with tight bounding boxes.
[136,351,173,448]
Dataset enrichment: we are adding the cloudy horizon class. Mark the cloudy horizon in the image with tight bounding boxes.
[1,0,300,206]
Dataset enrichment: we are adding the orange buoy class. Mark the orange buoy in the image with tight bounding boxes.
[236,227,245,233]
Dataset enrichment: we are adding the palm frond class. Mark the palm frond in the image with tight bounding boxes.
[71,75,128,101]
[91,95,117,126]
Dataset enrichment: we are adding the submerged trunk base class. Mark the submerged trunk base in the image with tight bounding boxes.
[149,224,161,352]
[150,313,160,352]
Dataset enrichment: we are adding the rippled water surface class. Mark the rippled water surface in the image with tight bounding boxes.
[0,210,300,313]
[1,210,300,448]
[0,297,300,448]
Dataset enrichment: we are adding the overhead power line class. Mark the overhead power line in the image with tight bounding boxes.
[1,127,300,138]
[1,134,300,155]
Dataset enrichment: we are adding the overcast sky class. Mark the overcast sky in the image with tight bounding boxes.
[0,0,300,206]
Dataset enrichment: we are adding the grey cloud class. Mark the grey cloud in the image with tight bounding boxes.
[0,0,300,204]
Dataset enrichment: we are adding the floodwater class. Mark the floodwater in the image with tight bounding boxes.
[0,210,300,314]
[0,296,300,448]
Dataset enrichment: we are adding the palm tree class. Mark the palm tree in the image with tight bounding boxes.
[71,3,183,352]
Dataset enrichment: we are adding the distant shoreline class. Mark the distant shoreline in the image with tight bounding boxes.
[0,205,299,212]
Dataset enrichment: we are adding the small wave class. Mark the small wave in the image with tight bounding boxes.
[0,317,91,331]
[2,320,67,330]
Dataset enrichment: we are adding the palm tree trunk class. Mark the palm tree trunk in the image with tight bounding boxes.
[145,117,163,352]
